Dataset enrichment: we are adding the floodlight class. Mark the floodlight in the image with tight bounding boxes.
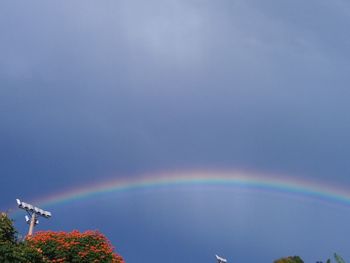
[16,198,52,236]
[43,211,52,218]
[36,208,42,215]
[216,255,227,263]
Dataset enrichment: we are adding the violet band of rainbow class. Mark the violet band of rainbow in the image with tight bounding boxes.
[27,170,350,209]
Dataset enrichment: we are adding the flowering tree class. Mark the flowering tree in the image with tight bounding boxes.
[274,256,304,263]
[28,230,124,263]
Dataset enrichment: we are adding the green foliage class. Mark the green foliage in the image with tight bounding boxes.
[274,256,304,263]
[324,253,347,263]
[0,212,17,243]
[0,242,45,263]
[334,253,346,263]
[0,213,45,262]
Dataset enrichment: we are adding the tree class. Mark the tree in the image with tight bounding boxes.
[28,230,125,263]
[0,212,16,243]
[326,253,347,263]
[0,213,45,263]
[274,256,304,263]
[0,212,124,262]
[334,253,347,263]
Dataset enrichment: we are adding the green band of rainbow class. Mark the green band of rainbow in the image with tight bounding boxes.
[31,171,350,210]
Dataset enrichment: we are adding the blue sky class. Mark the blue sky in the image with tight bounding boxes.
[1,1,350,262]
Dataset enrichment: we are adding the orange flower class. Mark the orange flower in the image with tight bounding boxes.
[27,230,125,263]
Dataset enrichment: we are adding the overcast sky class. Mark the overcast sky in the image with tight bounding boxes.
[1,1,350,262]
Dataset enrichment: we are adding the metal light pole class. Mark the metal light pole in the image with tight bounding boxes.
[28,213,37,236]
[16,199,52,236]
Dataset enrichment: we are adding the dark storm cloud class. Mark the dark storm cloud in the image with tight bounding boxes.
[2,2,350,263]
[1,0,350,207]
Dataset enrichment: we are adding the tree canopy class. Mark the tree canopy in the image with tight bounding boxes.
[27,230,124,263]
[274,256,304,263]
[0,213,124,263]
[0,213,44,262]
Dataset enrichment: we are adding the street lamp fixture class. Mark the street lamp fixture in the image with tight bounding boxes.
[216,255,227,263]
[16,198,52,236]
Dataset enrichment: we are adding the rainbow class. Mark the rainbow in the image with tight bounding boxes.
[27,170,350,210]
